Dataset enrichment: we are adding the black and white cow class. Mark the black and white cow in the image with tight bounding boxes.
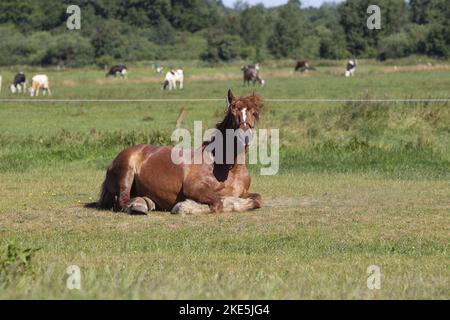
[10,72,26,93]
[345,59,356,77]
[162,69,184,90]
[106,65,128,78]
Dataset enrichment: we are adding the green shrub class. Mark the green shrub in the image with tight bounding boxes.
[0,240,39,284]
[42,33,95,67]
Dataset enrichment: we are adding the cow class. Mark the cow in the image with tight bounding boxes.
[241,65,265,87]
[295,59,316,72]
[106,65,128,78]
[345,59,356,77]
[30,75,51,97]
[10,72,26,94]
[151,63,164,74]
[156,66,164,74]
[162,69,184,90]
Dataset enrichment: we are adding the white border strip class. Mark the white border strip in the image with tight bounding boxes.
[0,98,449,103]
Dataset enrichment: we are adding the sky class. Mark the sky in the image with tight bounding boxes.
[222,0,344,8]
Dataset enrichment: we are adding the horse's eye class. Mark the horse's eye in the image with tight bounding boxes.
[253,112,258,117]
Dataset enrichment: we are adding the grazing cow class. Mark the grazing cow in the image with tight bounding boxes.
[345,59,356,77]
[295,59,316,72]
[151,63,164,74]
[162,69,184,90]
[10,72,26,94]
[30,75,51,97]
[106,65,128,78]
[241,65,265,86]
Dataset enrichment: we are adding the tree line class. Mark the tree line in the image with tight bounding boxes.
[0,0,448,67]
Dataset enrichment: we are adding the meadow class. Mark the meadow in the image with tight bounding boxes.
[0,59,449,299]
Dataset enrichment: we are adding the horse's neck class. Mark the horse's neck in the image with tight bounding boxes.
[212,145,247,182]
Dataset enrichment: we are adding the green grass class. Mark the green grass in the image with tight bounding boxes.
[0,60,449,299]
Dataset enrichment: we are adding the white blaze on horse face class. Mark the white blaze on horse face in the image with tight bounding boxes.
[242,108,247,123]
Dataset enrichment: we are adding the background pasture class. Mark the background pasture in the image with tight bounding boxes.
[0,61,449,298]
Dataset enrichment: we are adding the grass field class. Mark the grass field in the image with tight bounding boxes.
[0,60,449,299]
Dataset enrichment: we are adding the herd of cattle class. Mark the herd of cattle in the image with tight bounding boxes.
[0,59,356,96]
[0,72,51,96]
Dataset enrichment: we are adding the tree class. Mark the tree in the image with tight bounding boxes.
[240,4,269,60]
[202,34,245,62]
[410,0,433,24]
[267,0,306,58]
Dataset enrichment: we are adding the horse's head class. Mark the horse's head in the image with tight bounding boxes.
[226,89,263,135]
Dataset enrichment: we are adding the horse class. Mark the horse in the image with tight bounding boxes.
[162,69,184,90]
[30,75,51,97]
[10,72,26,93]
[241,65,265,87]
[106,65,128,78]
[92,89,263,214]
[345,59,356,77]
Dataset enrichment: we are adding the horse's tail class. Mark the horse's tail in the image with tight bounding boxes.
[84,178,115,210]
[97,178,116,210]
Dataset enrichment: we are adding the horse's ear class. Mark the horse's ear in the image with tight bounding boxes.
[227,89,236,107]
[252,90,256,97]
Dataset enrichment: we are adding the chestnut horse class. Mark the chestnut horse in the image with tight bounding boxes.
[94,89,263,214]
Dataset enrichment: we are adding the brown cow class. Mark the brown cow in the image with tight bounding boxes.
[295,59,316,72]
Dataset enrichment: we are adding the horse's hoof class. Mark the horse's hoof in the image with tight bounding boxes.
[124,197,156,215]
[142,197,156,211]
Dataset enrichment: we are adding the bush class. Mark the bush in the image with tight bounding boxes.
[377,32,412,60]
[42,33,95,67]
[95,55,115,69]
[425,24,450,58]
[202,35,245,62]
[0,240,39,284]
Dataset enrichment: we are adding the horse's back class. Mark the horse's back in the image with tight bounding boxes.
[110,144,160,171]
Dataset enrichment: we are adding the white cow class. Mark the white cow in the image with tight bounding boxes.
[30,75,51,97]
[162,69,184,90]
